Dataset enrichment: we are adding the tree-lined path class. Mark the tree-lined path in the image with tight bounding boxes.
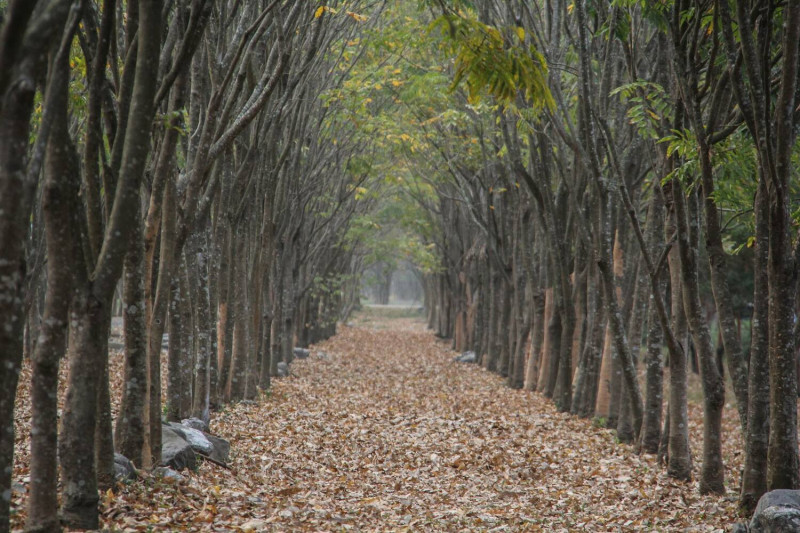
[5,1,800,530]
[13,310,732,531]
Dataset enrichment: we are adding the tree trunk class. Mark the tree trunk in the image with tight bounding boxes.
[95,324,115,492]
[664,182,692,481]
[27,38,80,526]
[216,222,233,401]
[228,233,249,401]
[190,231,213,423]
[640,188,666,454]
[523,287,545,391]
[740,178,770,512]
[0,3,71,527]
[166,274,183,421]
[617,259,648,443]
[145,174,176,467]
[673,184,724,494]
[573,271,604,418]
[116,205,147,466]
[537,287,554,392]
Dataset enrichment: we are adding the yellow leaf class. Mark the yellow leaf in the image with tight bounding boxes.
[347,11,367,22]
[314,6,325,18]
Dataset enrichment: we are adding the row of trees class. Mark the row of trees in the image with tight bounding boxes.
[3,0,800,528]
[0,1,386,530]
[350,0,800,516]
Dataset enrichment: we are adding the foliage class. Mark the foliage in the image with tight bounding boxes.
[610,80,670,140]
[429,14,554,108]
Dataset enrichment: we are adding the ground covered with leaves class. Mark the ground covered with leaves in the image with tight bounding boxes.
[12,310,743,531]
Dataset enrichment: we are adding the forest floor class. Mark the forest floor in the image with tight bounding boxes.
[10,308,743,531]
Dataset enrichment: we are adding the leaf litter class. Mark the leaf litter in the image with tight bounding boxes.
[11,314,742,531]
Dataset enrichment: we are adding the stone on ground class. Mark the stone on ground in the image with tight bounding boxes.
[277,361,289,377]
[454,350,477,363]
[293,347,310,359]
[152,466,185,483]
[113,452,137,481]
[161,425,197,471]
[181,417,209,432]
[741,490,800,532]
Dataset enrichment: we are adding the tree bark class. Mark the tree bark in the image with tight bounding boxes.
[740,177,770,512]
[115,204,147,466]
[640,188,666,454]
[27,22,80,526]
[673,183,725,494]
[664,182,692,481]
[0,2,70,528]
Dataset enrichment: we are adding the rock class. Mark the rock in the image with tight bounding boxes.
[240,519,269,532]
[181,417,209,433]
[277,361,289,377]
[316,351,330,360]
[748,490,800,532]
[205,433,231,464]
[293,347,310,359]
[165,422,230,465]
[113,453,137,481]
[454,351,477,363]
[167,422,214,456]
[161,425,197,471]
[153,466,185,483]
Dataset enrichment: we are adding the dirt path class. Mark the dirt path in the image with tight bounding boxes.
[89,317,737,530]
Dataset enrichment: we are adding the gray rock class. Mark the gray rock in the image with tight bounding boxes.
[205,433,231,464]
[293,347,310,359]
[316,351,330,360]
[454,351,477,363]
[161,425,197,471]
[153,466,185,483]
[277,361,289,377]
[748,490,800,532]
[113,452,137,481]
[181,417,209,433]
[167,422,230,465]
[167,422,214,456]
